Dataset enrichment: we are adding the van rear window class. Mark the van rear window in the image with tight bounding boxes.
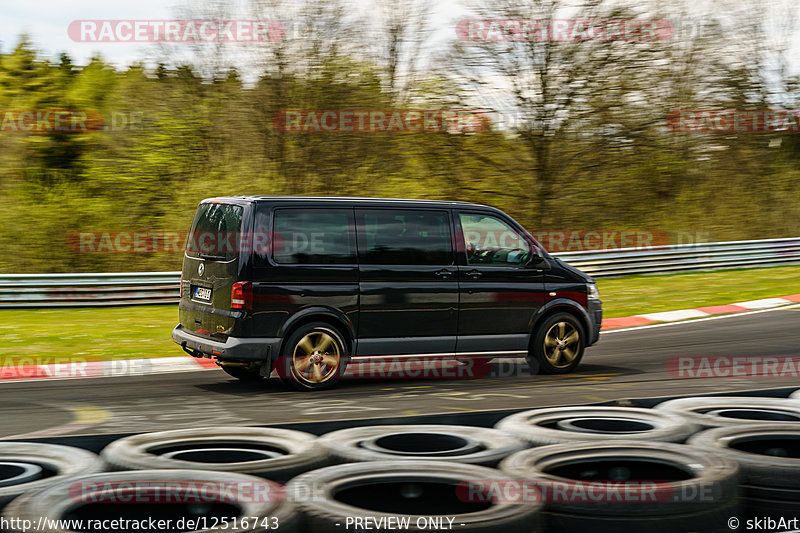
[186,203,243,261]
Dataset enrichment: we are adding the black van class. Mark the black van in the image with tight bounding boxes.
[172,197,602,390]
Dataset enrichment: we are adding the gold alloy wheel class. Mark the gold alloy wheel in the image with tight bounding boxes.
[292,330,341,384]
[543,321,580,368]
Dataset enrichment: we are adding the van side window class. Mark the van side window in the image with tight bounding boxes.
[271,209,355,264]
[358,209,453,265]
[459,213,531,266]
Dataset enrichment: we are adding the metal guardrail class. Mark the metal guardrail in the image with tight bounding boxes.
[0,272,180,308]
[0,238,798,308]
[557,237,800,277]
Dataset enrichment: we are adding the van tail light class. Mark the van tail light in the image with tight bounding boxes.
[180,274,183,298]
[231,281,252,310]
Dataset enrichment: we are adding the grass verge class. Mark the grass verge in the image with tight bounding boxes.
[597,265,799,318]
[0,306,178,366]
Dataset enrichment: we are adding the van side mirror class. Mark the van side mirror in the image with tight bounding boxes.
[527,250,550,269]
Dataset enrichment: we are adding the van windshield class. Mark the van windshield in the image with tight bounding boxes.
[186,203,243,261]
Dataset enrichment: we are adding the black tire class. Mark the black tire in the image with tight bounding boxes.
[287,460,544,533]
[100,426,329,483]
[495,406,697,445]
[221,364,263,382]
[741,496,800,520]
[0,443,104,509]
[499,440,740,530]
[317,424,528,467]
[544,501,740,533]
[528,312,585,374]
[2,469,295,533]
[276,322,348,391]
[688,425,800,490]
[688,424,800,518]
[655,397,800,429]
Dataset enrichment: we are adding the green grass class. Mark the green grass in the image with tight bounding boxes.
[597,265,799,318]
[0,306,178,366]
[1,265,797,366]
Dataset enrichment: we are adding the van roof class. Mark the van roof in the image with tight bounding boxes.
[201,195,498,210]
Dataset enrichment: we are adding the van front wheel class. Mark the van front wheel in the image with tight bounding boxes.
[528,313,585,374]
[276,323,348,391]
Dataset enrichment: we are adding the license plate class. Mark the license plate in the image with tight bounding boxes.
[193,287,212,302]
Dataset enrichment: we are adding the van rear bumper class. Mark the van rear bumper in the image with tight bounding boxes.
[171,324,278,362]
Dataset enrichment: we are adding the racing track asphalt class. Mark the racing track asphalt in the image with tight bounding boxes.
[1,304,798,438]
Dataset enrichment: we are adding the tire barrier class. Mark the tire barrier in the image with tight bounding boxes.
[286,460,544,533]
[0,443,104,510]
[495,406,697,445]
[499,441,741,533]
[689,425,800,519]
[2,469,296,532]
[655,397,800,429]
[317,425,528,467]
[100,427,329,482]
[1,393,797,532]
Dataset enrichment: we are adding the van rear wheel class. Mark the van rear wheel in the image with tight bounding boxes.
[277,323,348,391]
[528,312,585,374]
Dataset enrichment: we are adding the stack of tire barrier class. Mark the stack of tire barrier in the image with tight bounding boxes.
[657,396,800,523]
[0,392,798,532]
[494,406,738,531]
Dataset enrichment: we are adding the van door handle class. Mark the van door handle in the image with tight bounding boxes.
[466,269,482,279]
[435,269,453,279]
